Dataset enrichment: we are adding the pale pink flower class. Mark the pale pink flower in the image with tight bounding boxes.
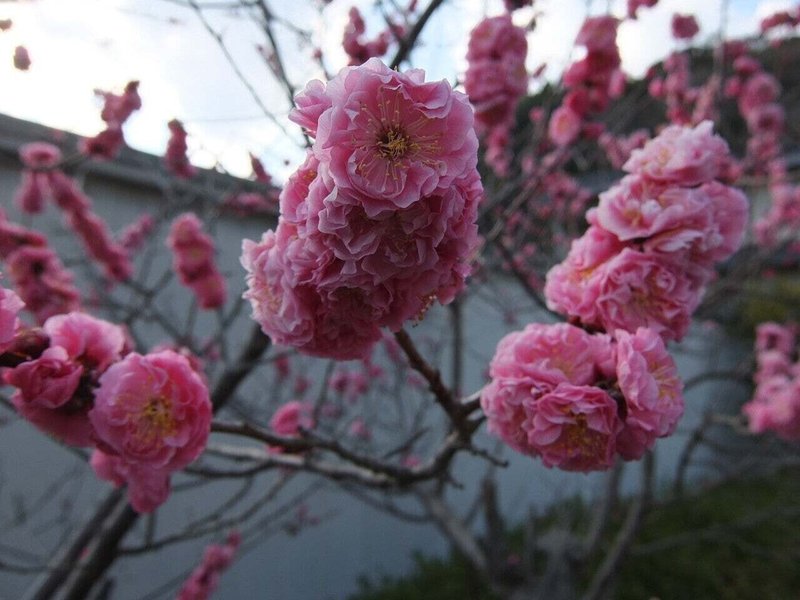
[544,226,624,324]
[623,121,730,186]
[4,346,83,409]
[743,379,800,441]
[91,450,171,513]
[548,106,582,147]
[614,328,684,459]
[313,58,478,215]
[89,350,212,470]
[289,80,331,138]
[527,384,622,472]
[595,249,700,341]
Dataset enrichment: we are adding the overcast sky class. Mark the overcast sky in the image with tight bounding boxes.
[0,0,794,181]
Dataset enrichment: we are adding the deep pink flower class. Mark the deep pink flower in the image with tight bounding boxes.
[168,213,226,309]
[671,13,699,40]
[12,391,95,446]
[4,346,83,409]
[614,328,684,459]
[743,379,800,441]
[13,45,30,70]
[5,246,81,323]
[176,532,241,599]
[89,350,212,470]
[14,172,47,214]
[270,401,314,438]
[756,322,796,355]
[575,16,619,53]
[164,119,196,179]
[313,58,477,215]
[91,450,171,513]
[527,384,622,472]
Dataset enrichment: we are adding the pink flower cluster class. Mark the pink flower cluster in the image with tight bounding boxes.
[177,532,241,600]
[742,322,800,441]
[598,129,649,170]
[14,142,133,282]
[548,16,624,147]
[270,400,314,439]
[118,213,155,253]
[168,213,227,310]
[545,121,748,342]
[464,15,528,175]
[2,310,212,512]
[481,323,683,471]
[164,119,196,179]
[760,7,800,34]
[242,58,481,360]
[342,7,394,66]
[0,210,81,323]
[80,81,141,159]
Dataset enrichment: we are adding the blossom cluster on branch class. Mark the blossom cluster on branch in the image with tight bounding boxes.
[242,58,481,359]
[742,322,800,441]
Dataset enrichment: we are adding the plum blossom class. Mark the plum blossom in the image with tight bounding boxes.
[483,323,685,470]
[168,213,227,310]
[91,450,171,513]
[177,532,241,599]
[0,279,24,353]
[671,14,699,40]
[270,401,314,438]
[89,350,212,470]
[164,119,196,179]
[244,59,481,360]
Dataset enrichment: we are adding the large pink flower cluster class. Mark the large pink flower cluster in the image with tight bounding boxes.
[464,15,528,175]
[742,322,800,441]
[481,323,683,471]
[242,58,481,360]
[545,121,748,342]
[168,213,227,310]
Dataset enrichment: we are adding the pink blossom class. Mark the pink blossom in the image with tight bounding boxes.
[548,106,582,147]
[14,172,47,214]
[270,401,314,438]
[671,13,699,40]
[176,532,241,600]
[250,153,272,184]
[4,346,83,409]
[98,81,141,125]
[0,280,24,353]
[527,384,622,472]
[575,16,619,53]
[168,213,227,309]
[594,248,700,341]
[289,80,331,138]
[756,322,796,355]
[623,121,730,186]
[627,0,658,19]
[614,328,684,459]
[12,391,95,447]
[164,119,196,179]
[543,226,624,324]
[44,312,128,373]
[89,350,212,470]
[5,245,81,323]
[743,379,800,441]
[19,142,62,168]
[13,45,30,70]
[118,214,155,252]
[91,450,171,513]
[314,58,478,214]
[79,124,124,159]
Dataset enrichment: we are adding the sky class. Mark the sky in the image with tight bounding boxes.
[0,0,795,182]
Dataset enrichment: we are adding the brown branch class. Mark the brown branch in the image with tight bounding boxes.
[389,0,446,69]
